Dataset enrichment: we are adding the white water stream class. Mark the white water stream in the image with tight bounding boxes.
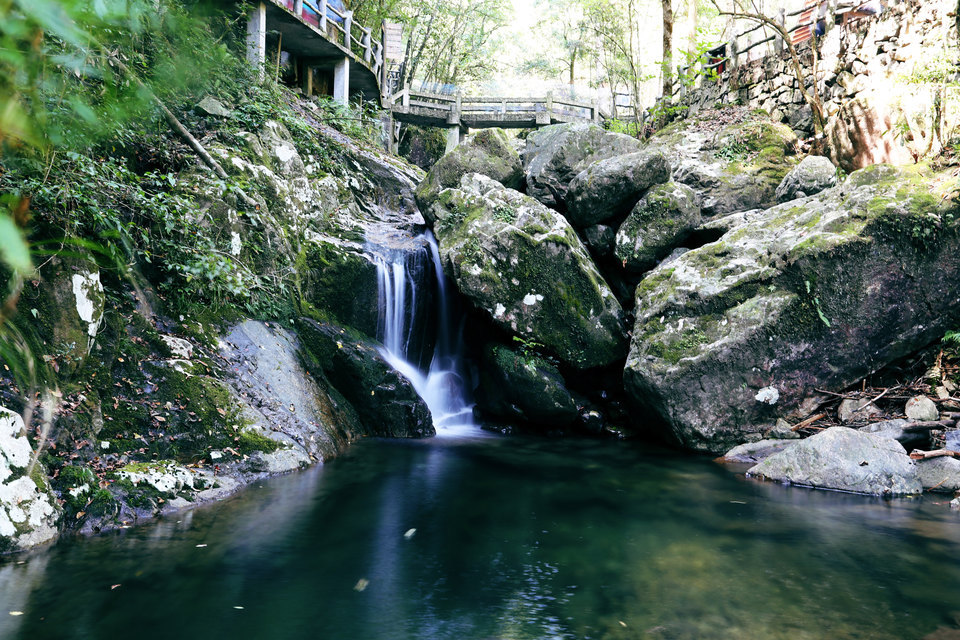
[374,233,476,434]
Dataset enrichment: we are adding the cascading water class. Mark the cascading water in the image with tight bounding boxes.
[373,232,476,434]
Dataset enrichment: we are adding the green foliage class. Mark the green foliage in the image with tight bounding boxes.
[605,118,642,137]
[493,204,517,223]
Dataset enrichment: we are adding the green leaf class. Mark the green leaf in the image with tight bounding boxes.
[0,213,32,273]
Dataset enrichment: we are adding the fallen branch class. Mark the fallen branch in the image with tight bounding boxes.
[909,449,960,460]
[791,412,828,432]
[903,419,957,431]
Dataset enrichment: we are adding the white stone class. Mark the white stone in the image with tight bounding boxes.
[71,271,103,340]
[755,386,779,405]
[230,232,242,256]
[905,396,939,422]
[160,335,194,359]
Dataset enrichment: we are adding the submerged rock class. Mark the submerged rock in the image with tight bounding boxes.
[297,318,435,438]
[615,182,702,273]
[0,407,60,551]
[776,155,838,202]
[475,343,579,427]
[428,173,627,370]
[523,122,641,209]
[415,128,522,212]
[624,165,960,453]
[565,150,671,227]
[747,427,921,495]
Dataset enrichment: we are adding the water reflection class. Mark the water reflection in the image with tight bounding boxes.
[4,434,960,639]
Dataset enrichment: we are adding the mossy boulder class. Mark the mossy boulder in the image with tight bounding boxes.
[297,318,435,438]
[300,239,380,338]
[615,182,702,272]
[776,155,838,203]
[0,407,60,551]
[415,128,522,214]
[647,109,798,218]
[428,173,627,370]
[624,164,960,454]
[565,150,672,227]
[523,122,641,209]
[474,343,579,427]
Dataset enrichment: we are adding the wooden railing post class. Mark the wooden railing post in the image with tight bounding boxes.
[402,84,410,107]
[318,0,327,32]
[344,11,353,48]
[294,0,303,17]
[362,29,372,63]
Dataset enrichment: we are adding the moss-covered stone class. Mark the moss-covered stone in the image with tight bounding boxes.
[615,182,702,272]
[474,342,579,426]
[415,128,522,214]
[625,163,960,454]
[430,173,627,370]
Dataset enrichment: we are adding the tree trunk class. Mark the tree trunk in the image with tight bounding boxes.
[686,0,698,59]
[662,0,674,99]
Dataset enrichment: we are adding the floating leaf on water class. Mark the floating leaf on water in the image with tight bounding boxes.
[353,578,369,592]
[196,544,207,548]
[233,606,244,610]
[9,612,23,616]
[403,528,416,539]
[111,584,121,590]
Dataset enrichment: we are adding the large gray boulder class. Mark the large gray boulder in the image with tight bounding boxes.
[624,165,960,454]
[297,319,435,438]
[916,457,960,493]
[748,427,921,495]
[565,150,671,227]
[614,182,702,272]
[415,128,522,213]
[475,343,579,426]
[428,173,627,370]
[646,109,798,218]
[0,407,60,551]
[775,155,838,202]
[523,122,641,209]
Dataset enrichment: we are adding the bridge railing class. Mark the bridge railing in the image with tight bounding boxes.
[289,0,384,78]
[389,88,601,125]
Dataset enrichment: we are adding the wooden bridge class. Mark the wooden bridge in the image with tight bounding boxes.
[387,88,603,151]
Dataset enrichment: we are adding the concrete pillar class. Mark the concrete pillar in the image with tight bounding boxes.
[333,57,350,104]
[445,126,461,154]
[246,2,267,81]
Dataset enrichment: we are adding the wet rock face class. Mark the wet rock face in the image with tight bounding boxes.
[297,318,435,438]
[565,150,672,227]
[747,427,921,496]
[645,112,798,218]
[0,407,60,551]
[428,173,627,370]
[624,165,960,454]
[474,343,579,427]
[415,128,523,214]
[614,182,702,273]
[523,122,641,209]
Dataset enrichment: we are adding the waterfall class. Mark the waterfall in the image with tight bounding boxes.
[374,232,476,434]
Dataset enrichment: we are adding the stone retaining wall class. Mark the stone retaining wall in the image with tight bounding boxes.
[681,0,960,169]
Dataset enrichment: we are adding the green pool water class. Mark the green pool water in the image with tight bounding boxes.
[3,431,960,640]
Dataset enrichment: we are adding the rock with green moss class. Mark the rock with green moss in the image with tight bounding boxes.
[776,155,838,203]
[615,182,702,272]
[14,253,105,376]
[646,109,798,218]
[475,343,579,426]
[297,318,435,438]
[624,164,960,454]
[523,122,642,209]
[415,128,522,214]
[0,407,60,551]
[428,173,627,370]
[565,150,671,227]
